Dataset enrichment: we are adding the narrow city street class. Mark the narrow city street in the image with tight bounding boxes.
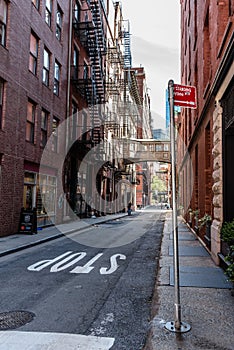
[0,0,233,349]
[0,209,165,349]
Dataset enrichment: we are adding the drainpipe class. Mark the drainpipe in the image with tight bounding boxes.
[67,0,73,126]
[64,0,73,219]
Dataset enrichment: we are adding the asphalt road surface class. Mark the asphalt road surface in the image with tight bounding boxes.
[0,208,165,350]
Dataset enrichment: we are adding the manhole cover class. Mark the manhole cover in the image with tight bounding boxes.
[0,311,35,330]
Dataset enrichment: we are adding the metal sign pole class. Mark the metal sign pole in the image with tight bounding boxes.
[165,79,191,333]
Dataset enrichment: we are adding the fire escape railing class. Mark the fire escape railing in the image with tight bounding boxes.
[72,0,107,145]
[119,20,132,69]
[70,65,93,101]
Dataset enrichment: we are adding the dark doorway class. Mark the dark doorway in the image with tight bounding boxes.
[221,79,234,258]
[222,79,234,222]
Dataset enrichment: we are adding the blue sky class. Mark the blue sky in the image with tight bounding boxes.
[122,0,181,128]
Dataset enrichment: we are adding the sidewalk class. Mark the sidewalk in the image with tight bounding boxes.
[0,212,130,257]
[146,212,234,350]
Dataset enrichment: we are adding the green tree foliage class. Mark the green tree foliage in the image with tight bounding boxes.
[221,219,234,283]
[151,175,167,192]
[151,175,167,202]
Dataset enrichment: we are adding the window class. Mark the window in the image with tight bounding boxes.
[72,46,79,79]
[29,32,39,75]
[229,0,234,16]
[203,10,211,88]
[83,62,89,79]
[52,117,59,152]
[26,100,36,143]
[155,144,163,152]
[56,5,62,41]
[53,60,60,95]
[32,0,40,10]
[74,1,80,22]
[41,109,48,147]
[71,100,78,140]
[43,47,50,86]
[36,174,56,222]
[81,111,87,140]
[0,0,7,47]
[0,79,4,129]
[45,0,52,27]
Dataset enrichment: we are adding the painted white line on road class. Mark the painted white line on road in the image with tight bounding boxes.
[0,331,115,350]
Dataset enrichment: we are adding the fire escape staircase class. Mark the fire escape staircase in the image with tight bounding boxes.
[122,20,132,69]
[72,0,107,146]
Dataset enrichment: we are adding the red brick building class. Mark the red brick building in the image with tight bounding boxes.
[178,0,233,264]
[0,0,152,236]
[0,0,107,235]
[0,0,72,235]
[130,67,152,208]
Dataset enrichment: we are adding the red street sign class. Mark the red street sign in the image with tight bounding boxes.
[173,84,197,109]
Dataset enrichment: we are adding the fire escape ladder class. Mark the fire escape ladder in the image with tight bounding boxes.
[106,40,124,95]
[122,20,132,69]
[89,0,106,106]
[88,0,106,146]
[72,0,106,145]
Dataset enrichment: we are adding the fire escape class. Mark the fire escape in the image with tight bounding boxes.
[71,0,106,145]
[106,41,124,96]
[121,20,132,69]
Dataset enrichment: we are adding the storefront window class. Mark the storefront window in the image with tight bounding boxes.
[37,174,56,215]
[24,171,56,226]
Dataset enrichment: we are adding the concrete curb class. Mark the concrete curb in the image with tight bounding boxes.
[0,213,134,258]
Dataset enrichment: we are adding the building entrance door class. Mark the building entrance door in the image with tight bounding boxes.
[222,79,234,222]
[23,172,37,210]
[223,125,234,222]
[23,184,34,209]
[221,79,234,257]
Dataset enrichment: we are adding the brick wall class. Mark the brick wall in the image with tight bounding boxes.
[0,0,70,236]
[179,0,233,259]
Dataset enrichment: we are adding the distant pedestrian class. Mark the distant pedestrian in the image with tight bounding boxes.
[127,202,132,216]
